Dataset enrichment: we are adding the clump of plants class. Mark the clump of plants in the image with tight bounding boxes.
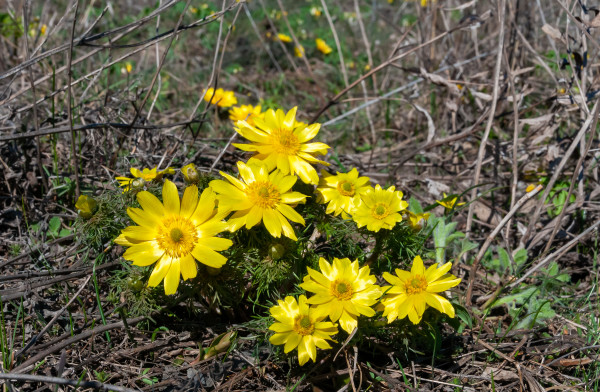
[75,98,466,366]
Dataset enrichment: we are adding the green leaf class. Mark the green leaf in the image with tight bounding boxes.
[453,304,472,329]
[513,248,527,267]
[408,197,424,214]
[48,216,61,234]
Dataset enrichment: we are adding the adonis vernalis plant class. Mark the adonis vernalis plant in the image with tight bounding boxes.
[381,256,461,324]
[116,167,174,192]
[316,168,371,217]
[300,257,381,333]
[210,161,307,240]
[269,295,338,366]
[203,87,237,108]
[232,106,330,185]
[116,180,232,295]
[352,184,408,232]
[229,104,264,126]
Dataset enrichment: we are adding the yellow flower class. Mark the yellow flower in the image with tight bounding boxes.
[203,87,238,108]
[115,167,174,192]
[233,107,330,185]
[310,7,322,17]
[407,211,430,231]
[40,24,47,35]
[294,45,305,58]
[436,192,465,210]
[115,181,232,295]
[229,104,264,126]
[277,33,292,43]
[525,184,540,193]
[181,163,200,184]
[75,195,98,219]
[381,256,461,324]
[315,38,333,55]
[210,161,308,240]
[316,168,371,216]
[300,257,381,333]
[269,295,338,366]
[352,184,408,232]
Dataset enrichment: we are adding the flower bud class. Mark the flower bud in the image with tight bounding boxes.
[75,195,98,219]
[181,163,200,184]
[268,243,286,260]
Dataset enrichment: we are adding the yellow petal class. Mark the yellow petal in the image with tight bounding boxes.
[136,191,165,219]
[127,207,160,229]
[196,237,232,251]
[148,255,172,287]
[180,254,198,280]
[123,242,164,266]
[164,258,181,295]
[120,226,156,242]
[162,180,180,215]
[191,244,227,268]
[425,293,455,318]
[263,209,283,238]
[338,311,357,334]
[283,332,302,353]
[180,185,199,218]
[410,255,426,276]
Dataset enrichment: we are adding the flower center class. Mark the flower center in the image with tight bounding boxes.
[247,181,281,208]
[405,275,428,295]
[157,216,198,258]
[331,279,353,301]
[170,228,184,242]
[272,128,300,155]
[293,315,315,336]
[337,181,355,197]
[372,204,389,219]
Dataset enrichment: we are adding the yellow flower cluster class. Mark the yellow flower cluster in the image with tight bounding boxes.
[110,101,463,369]
[269,255,460,365]
[315,168,420,232]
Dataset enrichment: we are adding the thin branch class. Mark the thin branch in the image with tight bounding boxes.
[66,0,81,199]
[465,0,506,239]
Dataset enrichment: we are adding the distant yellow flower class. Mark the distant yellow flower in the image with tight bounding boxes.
[269,295,338,365]
[233,107,330,185]
[352,184,408,232]
[210,161,308,240]
[75,195,98,219]
[203,87,238,108]
[525,184,540,193]
[115,167,174,192]
[189,6,198,14]
[115,181,232,295]
[310,7,322,17]
[294,45,305,58]
[436,192,465,210]
[300,257,381,333]
[277,33,292,43]
[315,38,333,55]
[229,104,264,126]
[40,24,47,35]
[381,256,461,324]
[181,163,200,184]
[364,64,371,71]
[407,211,430,231]
[316,168,371,216]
